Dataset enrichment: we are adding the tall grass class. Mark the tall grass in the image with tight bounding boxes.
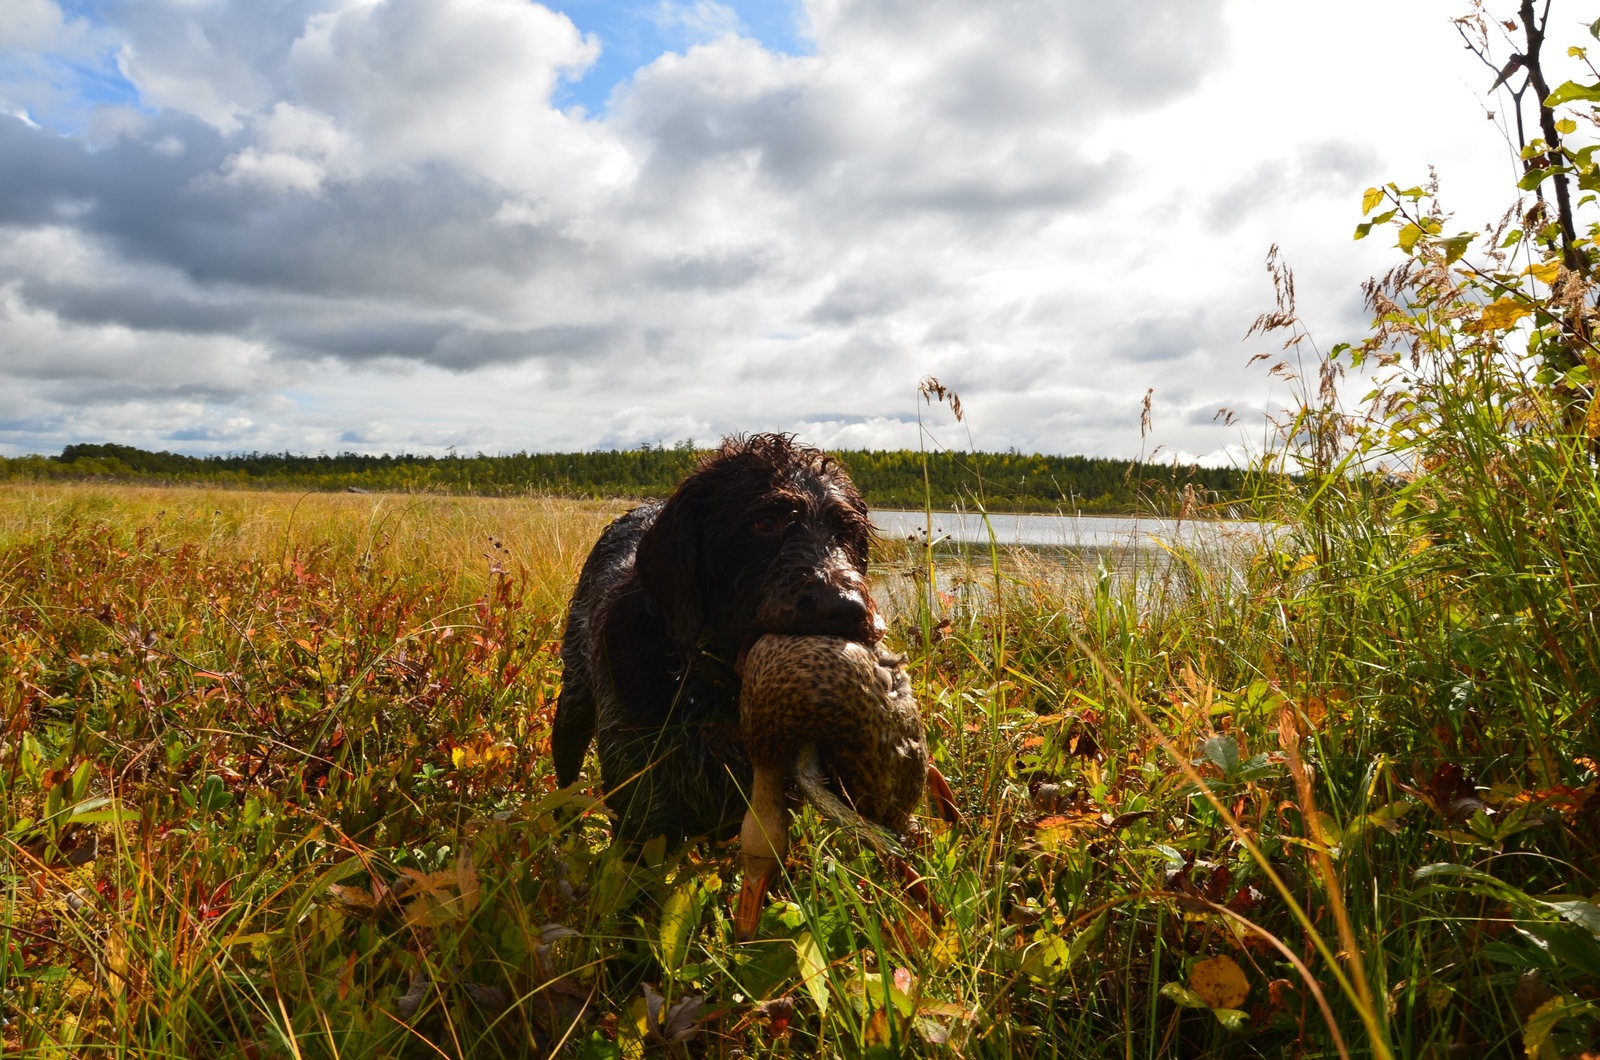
[0,394,1596,1060]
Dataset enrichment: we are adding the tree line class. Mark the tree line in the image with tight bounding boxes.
[0,442,1252,514]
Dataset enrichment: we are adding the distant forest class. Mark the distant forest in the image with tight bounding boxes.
[0,442,1254,514]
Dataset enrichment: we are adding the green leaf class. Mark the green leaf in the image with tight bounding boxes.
[286,858,366,924]
[1160,982,1209,1009]
[1200,735,1240,776]
[1520,168,1552,191]
[1544,80,1600,107]
[658,880,703,974]
[1545,899,1600,938]
[196,775,231,813]
[1021,934,1073,983]
[1436,233,1474,264]
[1066,911,1108,965]
[795,931,829,1014]
[1212,1008,1250,1031]
[1398,223,1424,252]
[1518,922,1600,978]
[1354,221,1374,241]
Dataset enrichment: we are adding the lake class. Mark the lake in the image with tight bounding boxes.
[870,509,1266,550]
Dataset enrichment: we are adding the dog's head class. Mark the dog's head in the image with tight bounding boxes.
[634,434,882,665]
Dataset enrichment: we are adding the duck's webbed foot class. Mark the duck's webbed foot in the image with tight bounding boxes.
[927,764,962,823]
[735,855,779,943]
[893,856,945,929]
[735,768,789,942]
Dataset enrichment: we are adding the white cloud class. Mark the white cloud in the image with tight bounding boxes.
[0,0,1570,463]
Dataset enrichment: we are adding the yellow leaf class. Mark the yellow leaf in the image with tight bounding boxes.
[1398,223,1424,253]
[451,746,469,769]
[1527,261,1561,283]
[1586,396,1600,440]
[1189,955,1250,1010]
[1361,187,1384,215]
[1556,117,1578,135]
[1480,299,1533,330]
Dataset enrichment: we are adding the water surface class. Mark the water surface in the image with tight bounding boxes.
[870,509,1265,550]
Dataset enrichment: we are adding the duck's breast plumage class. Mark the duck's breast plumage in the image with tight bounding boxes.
[740,635,929,833]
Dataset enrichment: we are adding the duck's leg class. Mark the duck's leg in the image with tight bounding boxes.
[927,764,962,823]
[735,766,788,942]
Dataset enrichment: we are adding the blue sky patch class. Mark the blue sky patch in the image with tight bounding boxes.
[549,0,809,114]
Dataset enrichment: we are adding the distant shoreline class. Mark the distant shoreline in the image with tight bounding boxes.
[0,443,1261,518]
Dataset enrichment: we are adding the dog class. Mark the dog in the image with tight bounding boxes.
[551,434,884,844]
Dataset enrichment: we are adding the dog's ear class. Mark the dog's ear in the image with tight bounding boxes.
[634,489,705,661]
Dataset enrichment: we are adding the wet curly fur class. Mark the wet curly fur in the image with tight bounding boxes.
[552,434,883,844]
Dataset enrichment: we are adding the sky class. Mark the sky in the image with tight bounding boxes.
[0,0,1585,461]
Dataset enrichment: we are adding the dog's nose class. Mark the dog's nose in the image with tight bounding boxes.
[795,583,870,633]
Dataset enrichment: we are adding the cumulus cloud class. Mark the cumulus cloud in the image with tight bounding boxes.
[0,0,1533,461]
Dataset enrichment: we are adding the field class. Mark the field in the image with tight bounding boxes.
[1,445,1596,1058]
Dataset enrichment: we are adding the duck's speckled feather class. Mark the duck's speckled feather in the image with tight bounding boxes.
[739,634,928,833]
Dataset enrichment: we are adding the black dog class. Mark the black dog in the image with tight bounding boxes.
[552,434,883,844]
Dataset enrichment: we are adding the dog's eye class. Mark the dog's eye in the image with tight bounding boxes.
[752,514,785,536]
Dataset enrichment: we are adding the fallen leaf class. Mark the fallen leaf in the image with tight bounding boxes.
[1189,955,1249,1010]
[642,983,704,1044]
[396,967,430,1019]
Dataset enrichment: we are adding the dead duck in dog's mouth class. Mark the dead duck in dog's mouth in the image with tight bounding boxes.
[735,633,961,942]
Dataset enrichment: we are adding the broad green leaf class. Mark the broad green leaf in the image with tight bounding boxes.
[1517,922,1600,978]
[658,881,702,973]
[1020,934,1073,983]
[795,931,829,1014]
[1519,168,1552,191]
[1544,80,1600,107]
[1437,233,1474,264]
[1200,735,1240,776]
[1544,899,1600,938]
[1212,1008,1250,1031]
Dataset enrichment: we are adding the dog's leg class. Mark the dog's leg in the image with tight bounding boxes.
[735,766,788,942]
[926,763,961,823]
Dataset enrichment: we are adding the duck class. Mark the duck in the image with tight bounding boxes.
[734,633,961,941]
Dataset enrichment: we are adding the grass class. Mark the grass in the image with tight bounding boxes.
[0,453,1596,1057]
